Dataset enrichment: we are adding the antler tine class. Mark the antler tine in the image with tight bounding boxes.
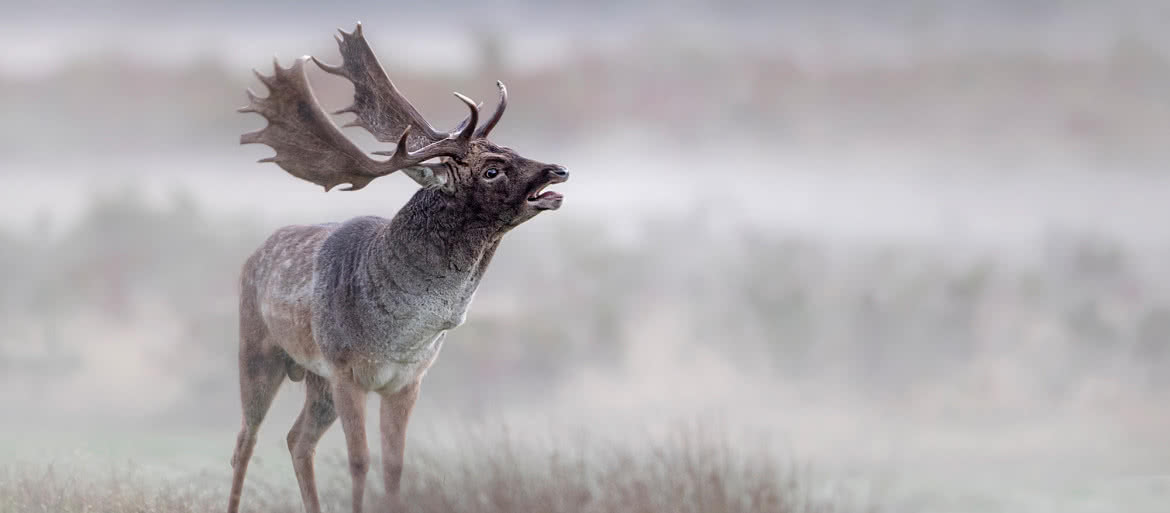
[394,126,411,156]
[251,68,276,89]
[371,126,412,157]
[376,94,477,160]
[370,123,466,165]
[236,88,261,114]
[313,26,358,78]
[366,127,469,180]
[475,81,508,138]
[452,92,479,141]
[335,22,361,40]
[310,55,345,76]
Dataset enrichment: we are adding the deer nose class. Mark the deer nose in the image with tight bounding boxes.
[547,165,569,179]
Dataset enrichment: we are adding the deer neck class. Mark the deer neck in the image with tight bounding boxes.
[376,187,504,288]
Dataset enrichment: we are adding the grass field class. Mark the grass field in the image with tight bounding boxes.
[0,423,851,513]
[5,417,1170,513]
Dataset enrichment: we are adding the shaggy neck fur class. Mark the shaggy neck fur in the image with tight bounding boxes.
[377,186,506,279]
[312,187,507,366]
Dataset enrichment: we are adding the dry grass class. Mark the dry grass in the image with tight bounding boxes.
[0,426,851,513]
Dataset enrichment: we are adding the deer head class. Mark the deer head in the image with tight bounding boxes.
[239,23,567,226]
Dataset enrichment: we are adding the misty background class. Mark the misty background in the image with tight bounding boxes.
[3,1,1170,512]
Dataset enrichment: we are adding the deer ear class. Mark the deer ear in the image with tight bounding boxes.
[401,164,450,189]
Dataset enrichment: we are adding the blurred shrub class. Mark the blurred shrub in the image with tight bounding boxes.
[1,187,1167,422]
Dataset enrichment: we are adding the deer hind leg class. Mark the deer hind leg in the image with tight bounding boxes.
[332,376,371,513]
[227,341,288,513]
[287,372,337,513]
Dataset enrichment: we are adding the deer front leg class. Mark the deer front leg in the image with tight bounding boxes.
[333,376,370,513]
[380,381,421,509]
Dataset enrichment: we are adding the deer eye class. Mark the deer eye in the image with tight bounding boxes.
[482,168,500,179]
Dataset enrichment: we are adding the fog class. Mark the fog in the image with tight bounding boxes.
[2,2,1170,512]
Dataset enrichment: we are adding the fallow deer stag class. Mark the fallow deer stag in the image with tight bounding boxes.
[228,23,567,513]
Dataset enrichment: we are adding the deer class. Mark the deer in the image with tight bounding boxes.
[228,23,567,513]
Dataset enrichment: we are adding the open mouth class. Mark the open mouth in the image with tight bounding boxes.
[526,178,566,210]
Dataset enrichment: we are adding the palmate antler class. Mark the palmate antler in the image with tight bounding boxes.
[239,23,507,191]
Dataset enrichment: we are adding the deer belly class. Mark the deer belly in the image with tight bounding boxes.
[350,331,447,393]
[286,347,333,379]
[275,332,334,379]
[260,298,334,379]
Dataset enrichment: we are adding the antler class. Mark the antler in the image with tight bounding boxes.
[239,24,492,191]
[240,57,379,191]
[312,22,508,145]
[475,81,507,138]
